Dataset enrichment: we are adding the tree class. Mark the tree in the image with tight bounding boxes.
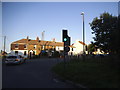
[87,42,96,54]
[90,12,119,54]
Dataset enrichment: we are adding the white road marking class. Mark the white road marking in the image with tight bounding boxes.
[53,78,59,83]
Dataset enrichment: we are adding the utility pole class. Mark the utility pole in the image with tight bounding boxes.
[3,36,6,53]
[41,31,45,50]
[41,31,45,41]
[81,12,86,61]
[81,12,85,55]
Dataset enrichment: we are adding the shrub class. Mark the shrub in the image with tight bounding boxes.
[53,51,60,58]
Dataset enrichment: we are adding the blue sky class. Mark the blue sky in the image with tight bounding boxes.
[2,2,118,52]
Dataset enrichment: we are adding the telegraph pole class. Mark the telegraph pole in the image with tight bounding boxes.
[3,36,6,53]
[81,12,86,61]
[41,31,45,41]
[81,12,85,55]
[41,31,45,50]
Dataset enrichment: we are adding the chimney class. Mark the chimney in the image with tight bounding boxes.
[36,37,39,41]
[52,38,55,42]
[27,36,29,39]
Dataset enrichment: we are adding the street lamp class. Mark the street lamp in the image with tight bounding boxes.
[81,12,85,55]
[0,36,6,53]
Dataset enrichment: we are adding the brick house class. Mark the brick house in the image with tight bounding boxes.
[11,36,64,57]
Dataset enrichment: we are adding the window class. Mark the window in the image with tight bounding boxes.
[15,44,19,49]
[72,48,73,51]
[24,45,27,49]
[15,51,18,55]
[34,45,36,49]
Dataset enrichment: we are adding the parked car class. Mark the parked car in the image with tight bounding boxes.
[5,55,25,65]
[94,54,105,57]
[48,52,53,58]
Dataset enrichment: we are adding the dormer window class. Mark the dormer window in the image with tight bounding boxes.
[24,45,27,49]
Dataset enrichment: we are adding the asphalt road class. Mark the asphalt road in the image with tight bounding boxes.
[2,58,75,88]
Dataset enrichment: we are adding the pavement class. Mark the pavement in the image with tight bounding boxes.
[2,58,76,88]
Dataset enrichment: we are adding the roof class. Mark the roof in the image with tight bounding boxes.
[78,41,87,45]
[12,39,28,44]
[40,41,63,46]
[28,40,38,45]
[11,39,63,46]
[69,41,87,48]
[69,45,76,48]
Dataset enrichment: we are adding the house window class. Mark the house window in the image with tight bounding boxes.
[15,51,18,55]
[72,48,73,51]
[24,51,26,55]
[34,45,36,49]
[24,45,27,49]
[15,44,19,49]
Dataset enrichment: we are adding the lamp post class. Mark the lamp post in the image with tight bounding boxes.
[81,12,85,55]
[0,36,6,53]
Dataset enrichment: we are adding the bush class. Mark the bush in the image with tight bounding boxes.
[40,52,48,57]
[32,55,39,59]
[53,51,60,58]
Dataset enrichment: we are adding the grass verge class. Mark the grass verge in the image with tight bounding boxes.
[52,56,119,88]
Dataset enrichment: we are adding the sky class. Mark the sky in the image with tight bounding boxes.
[1,2,118,52]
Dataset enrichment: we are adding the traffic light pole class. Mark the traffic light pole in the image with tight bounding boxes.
[63,42,66,70]
[62,30,70,70]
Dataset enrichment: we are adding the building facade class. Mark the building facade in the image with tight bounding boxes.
[10,37,64,57]
[68,40,87,55]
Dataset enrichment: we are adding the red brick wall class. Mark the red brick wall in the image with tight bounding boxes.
[11,44,27,50]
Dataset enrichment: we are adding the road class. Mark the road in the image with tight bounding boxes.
[2,58,75,88]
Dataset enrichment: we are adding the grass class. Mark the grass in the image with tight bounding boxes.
[52,56,119,88]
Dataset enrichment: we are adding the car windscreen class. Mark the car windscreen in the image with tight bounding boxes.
[7,56,17,58]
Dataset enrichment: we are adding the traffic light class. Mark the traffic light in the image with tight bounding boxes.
[62,30,70,45]
[64,46,70,52]
[66,36,70,46]
[62,30,71,52]
[62,30,68,42]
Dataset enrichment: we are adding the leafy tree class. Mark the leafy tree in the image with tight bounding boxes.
[90,12,119,54]
[87,43,96,54]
